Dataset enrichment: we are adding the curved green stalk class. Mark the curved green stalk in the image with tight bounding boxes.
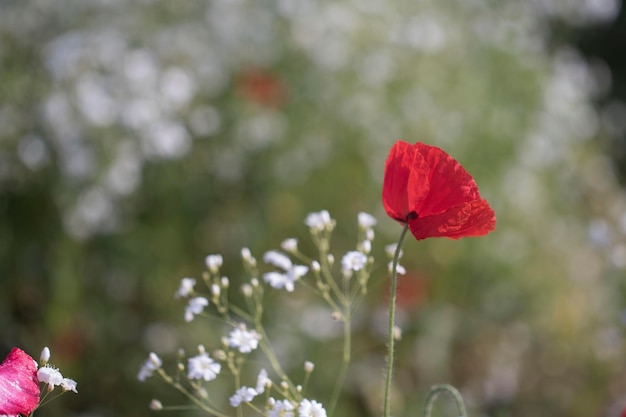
[423,384,467,417]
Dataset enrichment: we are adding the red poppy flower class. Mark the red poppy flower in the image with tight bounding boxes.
[383,140,495,240]
[0,348,40,416]
[238,68,286,108]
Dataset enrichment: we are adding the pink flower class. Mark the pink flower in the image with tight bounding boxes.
[0,348,40,416]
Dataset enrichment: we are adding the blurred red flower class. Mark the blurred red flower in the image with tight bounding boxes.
[238,68,285,108]
[0,348,40,416]
[383,140,495,240]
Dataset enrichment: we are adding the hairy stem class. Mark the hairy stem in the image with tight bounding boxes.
[383,222,410,417]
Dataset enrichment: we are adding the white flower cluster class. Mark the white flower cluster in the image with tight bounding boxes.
[227,367,327,417]
[38,347,78,393]
[263,250,309,292]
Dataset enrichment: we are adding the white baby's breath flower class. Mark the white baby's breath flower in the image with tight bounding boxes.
[149,399,163,410]
[255,368,271,394]
[175,277,196,298]
[263,251,308,292]
[269,399,295,417]
[299,399,327,417]
[304,210,334,231]
[388,262,406,275]
[230,386,257,407]
[61,377,78,393]
[281,238,299,253]
[304,361,314,373]
[358,212,377,229]
[38,365,63,389]
[229,325,261,353]
[241,247,252,261]
[185,296,209,322]
[205,254,223,273]
[365,228,375,241]
[137,352,162,381]
[361,240,372,254]
[385,243,403,259]
[187,352,221,381]
[311,261,320,272]
[341,251,368,273]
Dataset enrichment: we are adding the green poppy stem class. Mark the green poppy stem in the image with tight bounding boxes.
[383,221,410,417]
[423,384,468,417]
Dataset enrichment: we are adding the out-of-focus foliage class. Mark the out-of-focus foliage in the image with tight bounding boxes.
[1,0,626,416]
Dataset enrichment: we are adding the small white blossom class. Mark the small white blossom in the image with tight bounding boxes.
[281,238,299,253]
[304,210,334,231]
[38,365,63,388]
[269,399,295,417]
[264,251,293,270]
[211,284,221,296]
[361,240,372,254]
[205,254,223,273]
[185,296,209,322]
[175,277,196,298]
[341,251,368,273]
[242,284,253,297]
[230,386,257,407]
[221,276,229,288]
[241,247,252,261]
[358,212,377,229]
[311,261,320,272]
[187,352,221,381]
[229,325,261,353]
[149,399,163,410]
[263,251,308,292]
[256,368,271,394]
[365,228,375,241]
[40,346,50,365]
[388,262,406,275]
[61,377,78,393]
[137,352,162,381]
[304,361,314,373]
[385,243,403,259]
[299,399,327,417]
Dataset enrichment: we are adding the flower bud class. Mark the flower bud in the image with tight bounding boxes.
[304,361,314,373]
[40,346,50,365]
[149,399,163,410]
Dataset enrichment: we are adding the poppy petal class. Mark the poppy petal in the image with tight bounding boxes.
[0,348,40,416]
[408,199,495,240]
[414,143,482,218]
[383,141,430,221]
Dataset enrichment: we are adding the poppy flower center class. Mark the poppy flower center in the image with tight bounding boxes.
[406,211,418,221]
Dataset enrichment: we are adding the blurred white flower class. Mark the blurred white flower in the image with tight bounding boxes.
[281,238,299,253]
[185,297,209,322]
[255,368,271,394]
[357,212,377,229]
[205,254,223,273]
[263,251,309,292]
[299,399,327,417]
[137,352,162,381]
[175,277,196,298]
[229,325,261,353]
[304,210,334,231]
[341,251,367,272]
[269,399,295,417]
[230,386,257,407]
[187,352,221,381]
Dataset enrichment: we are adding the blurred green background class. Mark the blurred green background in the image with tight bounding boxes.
[2,0,626,416]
